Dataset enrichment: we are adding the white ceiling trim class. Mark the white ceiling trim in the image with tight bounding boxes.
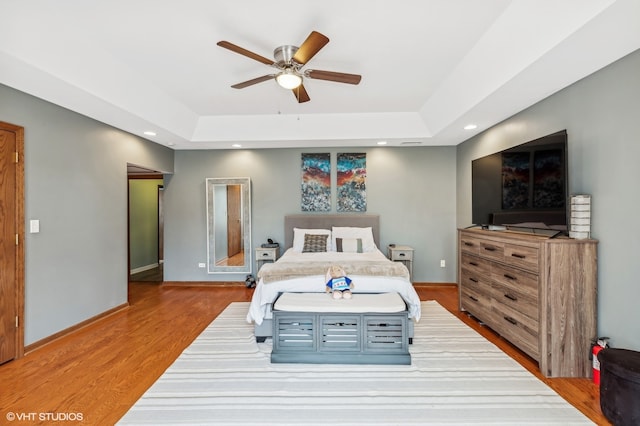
[192,112,431,148]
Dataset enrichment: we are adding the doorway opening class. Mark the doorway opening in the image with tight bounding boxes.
[127,164,164,283]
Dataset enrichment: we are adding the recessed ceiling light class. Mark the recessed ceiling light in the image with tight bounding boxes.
[377,141,387,145]
[464,124,478,130]
[143,131,157,136]
[232,144,242,148]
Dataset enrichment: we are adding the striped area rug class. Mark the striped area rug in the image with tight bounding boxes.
[118,301,593,425]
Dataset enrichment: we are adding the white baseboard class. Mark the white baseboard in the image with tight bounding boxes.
[130,263,160,275]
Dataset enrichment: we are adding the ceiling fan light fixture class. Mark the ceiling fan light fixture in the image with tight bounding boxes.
[276,69,302,89]
[218,31,361,103]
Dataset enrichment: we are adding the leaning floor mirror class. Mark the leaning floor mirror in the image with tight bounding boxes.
[206,177,251,274]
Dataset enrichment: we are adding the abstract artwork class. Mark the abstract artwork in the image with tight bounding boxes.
[337,153,366,212]
[301,153,331,211]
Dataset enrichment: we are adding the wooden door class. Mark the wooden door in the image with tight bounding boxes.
[226,185,242,257]
[0,126,18,364]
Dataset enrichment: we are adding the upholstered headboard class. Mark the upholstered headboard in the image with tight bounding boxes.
[284,214,380,250]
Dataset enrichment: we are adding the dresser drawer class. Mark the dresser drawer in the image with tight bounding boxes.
[491,302,539,359]
[389,247,413,261]
[491,263,538,296]
[460,267,492,292]
[504,243,539,273]
[491,281,538,321]
[460,253,490,277]
[478,240,504,262]
[459,236,481,255]
[256,247,279,261]
[460,285,493,321]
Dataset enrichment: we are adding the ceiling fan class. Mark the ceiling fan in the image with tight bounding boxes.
[217,31,361,103]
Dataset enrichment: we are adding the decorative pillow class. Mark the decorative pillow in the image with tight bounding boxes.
[292,228,331,252]
[331,226,376,252]
[302,234,329,253]
[336,237,363,253]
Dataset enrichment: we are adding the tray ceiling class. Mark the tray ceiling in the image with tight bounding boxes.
[1,0,639,149]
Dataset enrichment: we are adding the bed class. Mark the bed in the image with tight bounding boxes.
[247,214,421,342]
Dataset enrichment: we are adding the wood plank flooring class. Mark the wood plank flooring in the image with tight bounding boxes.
[0,283,609,425]
[129,264,163,282]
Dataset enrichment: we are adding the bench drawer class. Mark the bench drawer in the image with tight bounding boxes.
[319,316,360,351]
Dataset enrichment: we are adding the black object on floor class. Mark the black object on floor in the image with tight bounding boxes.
[598,348,640,426]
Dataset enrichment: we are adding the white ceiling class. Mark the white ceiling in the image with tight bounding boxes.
[1,0,639,150]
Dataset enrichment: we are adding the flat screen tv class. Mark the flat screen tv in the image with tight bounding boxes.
[471,130,568,234]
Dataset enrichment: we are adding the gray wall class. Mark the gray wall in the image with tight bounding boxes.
[456,49,640,351]
[0,83,174,345]
[163,147,458,283]
[129,179,163,272]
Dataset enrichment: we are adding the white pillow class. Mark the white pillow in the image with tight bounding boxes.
[331,227,376,252]
[292,228,331,252]
[335,237,363,253]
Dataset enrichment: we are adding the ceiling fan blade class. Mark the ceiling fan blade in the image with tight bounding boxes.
[306,69,362,85]
[293,84,310,103]
[231,74,275,89]
[292,31,329,65]
[217,41,274,65]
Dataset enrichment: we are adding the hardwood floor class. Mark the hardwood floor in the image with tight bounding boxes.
[215,250,245,267]
[129,264,163,282]
[0,283,609,425]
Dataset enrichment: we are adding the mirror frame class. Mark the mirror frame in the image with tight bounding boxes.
[205,177,252,274]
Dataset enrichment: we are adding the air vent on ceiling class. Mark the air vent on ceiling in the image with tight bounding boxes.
[400,141,423,146]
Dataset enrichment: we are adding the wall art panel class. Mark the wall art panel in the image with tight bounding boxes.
[337,152,366,212]
[301,153,331,211]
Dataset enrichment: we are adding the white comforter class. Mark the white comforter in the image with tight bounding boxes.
[247,249,421,324]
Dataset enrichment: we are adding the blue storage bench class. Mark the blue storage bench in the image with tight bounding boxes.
[271,292,411,365]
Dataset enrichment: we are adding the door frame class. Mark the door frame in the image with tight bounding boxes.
[127,173,164,285]
[0,121,25,360]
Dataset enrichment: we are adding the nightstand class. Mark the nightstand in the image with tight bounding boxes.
[255,246,279,272]
[388,245,414,282]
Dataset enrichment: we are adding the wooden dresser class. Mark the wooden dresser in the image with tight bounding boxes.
[457,228,598,377]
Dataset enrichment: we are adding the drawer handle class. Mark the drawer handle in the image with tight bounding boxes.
[398,253,406,257]
[469,277,478,283]
[262,253,270,257]
[483,246,497,252]
[503,316,517,325]
[504,293,518,302]
[469,261,478,266]
[463,241,474,247]
[468,295,479,302]
[503,274,516,281]
[511,253,526,259]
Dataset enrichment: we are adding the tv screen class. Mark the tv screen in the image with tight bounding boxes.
[471,130,568,232]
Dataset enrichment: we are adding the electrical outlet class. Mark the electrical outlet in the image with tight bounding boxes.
[198,263,206,268]
[440,259,446,268]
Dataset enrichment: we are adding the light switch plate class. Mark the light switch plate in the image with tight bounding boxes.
[30,219,40,233]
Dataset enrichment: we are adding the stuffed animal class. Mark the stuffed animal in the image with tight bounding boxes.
[325,265,353,299]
